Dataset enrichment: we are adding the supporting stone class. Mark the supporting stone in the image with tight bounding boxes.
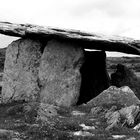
[2,39,42,103]
[39,39,84,107]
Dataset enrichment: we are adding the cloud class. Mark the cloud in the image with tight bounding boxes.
[70,0,124,18]
[70,0,140,18]
[0,0,140,39]
[0,0,140,57]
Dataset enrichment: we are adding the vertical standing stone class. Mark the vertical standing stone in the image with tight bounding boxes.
[39,39,84,107]
[2,39,42,103]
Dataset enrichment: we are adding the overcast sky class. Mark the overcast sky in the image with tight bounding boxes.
[0,0,140,56]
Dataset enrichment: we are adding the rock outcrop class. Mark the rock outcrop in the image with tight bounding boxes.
[105,105,140,130]
[111,64,140,99]
[88,86,140,130]
[37,103,58,121]
[87,86,140,107]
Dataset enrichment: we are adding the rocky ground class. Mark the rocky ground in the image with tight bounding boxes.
[107,57,140,77]
[0,101,140,140]
[0,49,140,139]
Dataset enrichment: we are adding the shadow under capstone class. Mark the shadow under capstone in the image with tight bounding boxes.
[77,51,110,105]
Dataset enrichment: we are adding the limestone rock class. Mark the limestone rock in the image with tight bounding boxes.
[2,39,42,103]
[87,86,140,107]
[90,106,104,115]
[105,110,120,130]
[39,40,84,107]
[105,105,140,130]
[111,64,140,99]
[0,22,140,55]
[37,103,58,121]
[133,123,140,131]
[0,129,20,139]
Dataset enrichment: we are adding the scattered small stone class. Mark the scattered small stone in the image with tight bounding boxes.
[80,124,95,130]
[89,118,96,121]
[133,123,140,131]
[73,131,94,137]
[29,124,39,127]
[95,122,100,125]
[126,137,136,140]
[112,135,126,139]
[90,106,104,114]
[88,86,140,107]
[71,110,85,116]
[0,129,20,139]
[37,103,58,121]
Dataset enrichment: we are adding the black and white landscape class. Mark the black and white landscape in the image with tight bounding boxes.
[0,0,140,139]
[0,22,139,140]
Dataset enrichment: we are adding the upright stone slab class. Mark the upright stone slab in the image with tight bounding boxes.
[39,40,84,107]
[2,39,42,103]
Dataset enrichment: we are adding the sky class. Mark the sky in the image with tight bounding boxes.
[0,0,140,57]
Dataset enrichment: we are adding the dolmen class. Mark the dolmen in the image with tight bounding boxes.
[0,22,140,107]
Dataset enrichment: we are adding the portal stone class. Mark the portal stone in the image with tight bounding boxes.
[2,39,42,103]
[39,40,84,107]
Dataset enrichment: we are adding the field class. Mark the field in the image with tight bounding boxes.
[0,49,140,139]
[0,102,139,140]
[107,56,140,77]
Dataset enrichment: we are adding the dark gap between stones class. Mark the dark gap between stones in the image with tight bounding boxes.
[76,50,110,105]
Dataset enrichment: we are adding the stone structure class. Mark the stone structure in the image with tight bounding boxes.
[2,38,84,106]
[0,22,140,106]
[39,40,84,106]
[87,86,140,107]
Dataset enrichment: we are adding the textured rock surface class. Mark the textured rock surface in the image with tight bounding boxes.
[2,39,42,103]
[0,129,20,139]
[37,103,58,121]
[111,64,140,99]
[77,51,110,105]
[39,40,84,106]
[87,86,140,107]
[0,22,140,55]
[105,105,140,130]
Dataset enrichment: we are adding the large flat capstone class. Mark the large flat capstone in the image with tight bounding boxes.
[0,22,140,55]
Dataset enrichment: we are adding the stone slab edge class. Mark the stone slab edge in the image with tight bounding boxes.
[0,22,140,55]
